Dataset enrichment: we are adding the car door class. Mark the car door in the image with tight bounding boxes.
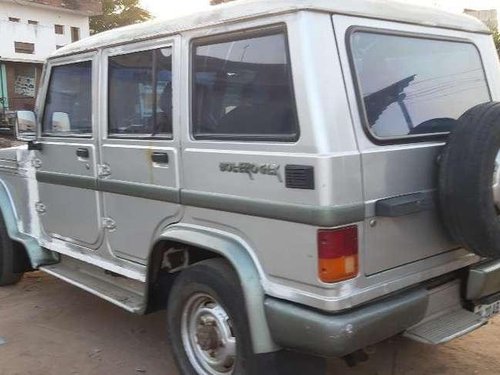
[99,39,182,264]
[35,54,102,248]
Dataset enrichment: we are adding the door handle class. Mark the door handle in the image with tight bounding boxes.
[76,148,89,159]
[375,192,435,217]
[151,152,169,164]
[28,141,43,151]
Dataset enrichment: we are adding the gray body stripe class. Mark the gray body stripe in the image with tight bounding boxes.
[99,179,180,202]
[36,172,365,226]
[37,171,97,190]
[181,190,365,227]
[36,171,179,203]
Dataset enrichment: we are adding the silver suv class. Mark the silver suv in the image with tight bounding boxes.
[6,0,500,373]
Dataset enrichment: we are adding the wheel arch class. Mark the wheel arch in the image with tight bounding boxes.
[148,223,279,355]
[0,179,56,268]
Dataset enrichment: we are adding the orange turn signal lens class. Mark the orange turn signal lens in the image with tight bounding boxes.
[318,226,359,283]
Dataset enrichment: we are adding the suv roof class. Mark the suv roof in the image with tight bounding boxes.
[53,0,489,59]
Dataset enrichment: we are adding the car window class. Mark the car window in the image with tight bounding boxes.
[108,47,172,138]
[42,61,92,137]
[350,32,490,139]
[192,30,299,141]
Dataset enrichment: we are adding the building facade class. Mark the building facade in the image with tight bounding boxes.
[464,8,498,29]
[0,0,101,124]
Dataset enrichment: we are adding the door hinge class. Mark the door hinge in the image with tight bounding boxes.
[35,202,46,214]
[102,217,117,231]
[31,158,42,169]
[98,164,111,178]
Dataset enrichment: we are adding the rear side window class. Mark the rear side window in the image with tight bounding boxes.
[108,48,173,138]
[350,31,490,140]
[42,61,92,137]
[192,29,299,141]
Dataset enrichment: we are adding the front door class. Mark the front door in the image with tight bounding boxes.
[99,40,182,264]
[35,55,102,247]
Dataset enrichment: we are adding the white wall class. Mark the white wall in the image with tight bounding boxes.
[0,2,91,62]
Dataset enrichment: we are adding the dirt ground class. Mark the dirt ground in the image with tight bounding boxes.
[0,135,23,149]
[0,273,498,375]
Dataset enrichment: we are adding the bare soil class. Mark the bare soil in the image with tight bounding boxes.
[0,273,498,375]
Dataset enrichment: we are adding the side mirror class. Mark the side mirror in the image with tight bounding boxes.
[15,110,37,142]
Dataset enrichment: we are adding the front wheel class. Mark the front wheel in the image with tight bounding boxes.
[167,259,253,375]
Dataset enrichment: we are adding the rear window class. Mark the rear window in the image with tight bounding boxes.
[350,31,490,140]
[192,29,299,141]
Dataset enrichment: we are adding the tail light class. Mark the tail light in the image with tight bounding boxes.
[318,226,358,283]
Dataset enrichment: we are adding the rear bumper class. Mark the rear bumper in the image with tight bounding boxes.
[264,260,500,358]
[264,287,428,358]
[467,260,500,300]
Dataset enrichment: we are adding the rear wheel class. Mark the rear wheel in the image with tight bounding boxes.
[0,212,24,286]
[167,259,252,375]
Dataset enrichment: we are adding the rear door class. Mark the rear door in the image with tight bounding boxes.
[334,16,492,274]
[99,39,182,264]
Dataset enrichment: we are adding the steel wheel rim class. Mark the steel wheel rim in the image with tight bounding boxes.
[181,293,237,375]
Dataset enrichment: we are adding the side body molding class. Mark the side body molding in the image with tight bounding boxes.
[0,181,57,268]
[158,224,279,354]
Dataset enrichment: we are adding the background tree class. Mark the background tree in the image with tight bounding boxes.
[493,28,500,56]
[90,0,151,34]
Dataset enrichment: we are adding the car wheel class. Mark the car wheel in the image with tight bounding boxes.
[167,258,253,375]
[0,211,23,286]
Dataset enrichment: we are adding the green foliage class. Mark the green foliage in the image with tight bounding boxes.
[90,0,151,34]
[493,28,500,56]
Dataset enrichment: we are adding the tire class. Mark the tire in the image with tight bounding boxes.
[0,211,24,286]
[167,258,253,375]
[439,102,500,258]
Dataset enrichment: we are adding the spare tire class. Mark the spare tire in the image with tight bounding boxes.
[439,102,500,259]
